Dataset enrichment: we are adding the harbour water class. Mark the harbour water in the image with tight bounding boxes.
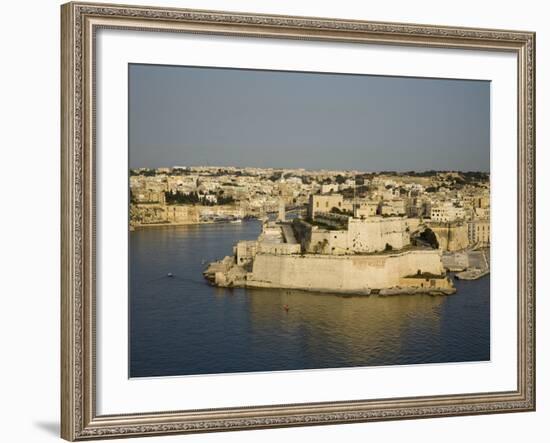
[130,219,490,377]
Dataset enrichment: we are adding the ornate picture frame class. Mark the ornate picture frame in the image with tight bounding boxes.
[61,2,535,440]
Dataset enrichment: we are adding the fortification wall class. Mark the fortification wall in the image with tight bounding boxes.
[307,230,349,254]
[257,242,301,255]
[249,250,443,291]
[303,217,413,255]
[348,218,410,253]
[236,241,258,265]
[130,203,200,225]
[130,204,167,225]
[429,223,469,251]
[166,205,200,223]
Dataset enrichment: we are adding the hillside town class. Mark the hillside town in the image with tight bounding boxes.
[131,165,490,292]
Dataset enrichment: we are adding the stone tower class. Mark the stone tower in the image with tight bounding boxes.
[277,178,289,222]
[278,197,286,222]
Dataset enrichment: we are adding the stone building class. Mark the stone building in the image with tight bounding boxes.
[468,219,491,246]
[131,189,165,204]
[165,205,200,224]
[296,213,411,255]
[320,183,339,194]
[430,202,465,222]
[130,203,200,226]
[353,199,379,218]
[308,194,347,218]
[380,199,406,216]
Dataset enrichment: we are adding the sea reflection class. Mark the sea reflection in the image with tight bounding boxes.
[244,288,445,369]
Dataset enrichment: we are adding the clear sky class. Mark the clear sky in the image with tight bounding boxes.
[129,64,490,172]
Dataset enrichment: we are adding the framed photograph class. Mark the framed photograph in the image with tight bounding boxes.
[61,2,536,440]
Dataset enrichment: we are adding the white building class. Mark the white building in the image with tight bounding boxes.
[430,202,465,222]
[320,183,339,194]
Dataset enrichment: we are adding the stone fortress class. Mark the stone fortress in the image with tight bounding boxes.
[128,165,490,293]
[204,193,457,296]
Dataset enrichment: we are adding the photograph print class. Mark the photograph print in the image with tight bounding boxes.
[128,64,491,378]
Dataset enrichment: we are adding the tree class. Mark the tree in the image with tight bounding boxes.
[165,190,236,206]
[335,174,346,184]
[164,191,199,204]
[217,195,235,205]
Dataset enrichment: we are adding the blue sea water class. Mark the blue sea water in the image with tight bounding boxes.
[129,220,490,377]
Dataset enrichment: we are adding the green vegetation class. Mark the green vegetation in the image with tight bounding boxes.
[335,174,347,184]
[130,168,156,177]
[171,167,191,175]
[404,170,439,177]
[306,217,343,231]
[165,191,200,204]
[164,191,235,206]
[215,195,236,205]
[341,184,372,198]
[312,239,329,254]
[462,171,489,181]
[330,207,352,216]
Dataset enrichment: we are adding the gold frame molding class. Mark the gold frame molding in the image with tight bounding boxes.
[61,2,536,440]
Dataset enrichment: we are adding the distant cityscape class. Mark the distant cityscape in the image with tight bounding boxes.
[130,165,489,240]
[130,165,490,293]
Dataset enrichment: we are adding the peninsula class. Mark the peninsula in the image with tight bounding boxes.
[128,165,490,295]
[204,192,458,296]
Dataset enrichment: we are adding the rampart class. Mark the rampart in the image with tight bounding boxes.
[246,249,447,293]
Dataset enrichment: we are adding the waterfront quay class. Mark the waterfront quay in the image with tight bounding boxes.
[442,249,490,280]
